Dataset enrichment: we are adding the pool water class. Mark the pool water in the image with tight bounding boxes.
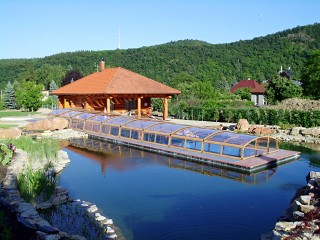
[57,140,320,240]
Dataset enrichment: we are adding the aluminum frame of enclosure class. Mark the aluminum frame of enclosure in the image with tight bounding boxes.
[49,110,280,160]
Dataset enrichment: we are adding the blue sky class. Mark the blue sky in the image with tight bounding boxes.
[1,0,319,59]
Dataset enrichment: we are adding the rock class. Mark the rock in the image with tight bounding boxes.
[248,125,256,133]
[300,204,315,213]
[44,234,60,240]
[96,215,106,221]
[274,221,300,232]
[306,171,320,183]
[104,219,113,225]
[36,202,53,210]
[290,127,306,136]
[24,117,68,131]
[37,222,59,234]
[301,127,320,137]
[298,195,311,205]
[106,226,115,234]
[290,200,302,212]
[51,117,69,130]
[0,127,22,139]
[253,126,262,134]
[260,127,271,135]
[107,234,118,239]
[36,231,48,240]
[293,211,304,219]
[236,119,250,131]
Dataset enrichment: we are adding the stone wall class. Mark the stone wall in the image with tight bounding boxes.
[0,148,118,240]
[262,171,320,240]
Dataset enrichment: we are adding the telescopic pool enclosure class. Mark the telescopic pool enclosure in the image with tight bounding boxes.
[49,109,300,173]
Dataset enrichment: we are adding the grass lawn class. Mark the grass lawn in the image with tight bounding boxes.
[0,124,18,129]
[0,110,38,118]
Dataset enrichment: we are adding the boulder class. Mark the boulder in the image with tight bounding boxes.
[306,171,320,184]
[301,127,320,137]
[248,125,256,133]
[0,127,22,139]
[290,127,306,136]
[236,119,250,131]
[51,117,69,130]
[24,118,68,131]
[260,127,271,135]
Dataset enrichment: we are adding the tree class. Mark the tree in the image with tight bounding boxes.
[4,81,17,109]
[16,81,43,112]
[234,87,251,100]
[34,64,65,89]
[61,70,83,87]
[49,80,58,92]
[265,77,302,104]
[301,50,320,99]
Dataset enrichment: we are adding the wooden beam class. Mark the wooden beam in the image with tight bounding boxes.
[163,97,168,120]
[106,98,111,113]
[138,97,141,119]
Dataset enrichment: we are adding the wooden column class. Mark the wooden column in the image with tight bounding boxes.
[84,99,88,110]
[106,98,111,113]
[64,98,70,108]
[163,97,168,120]
[63,98,66,108]
[137,97,141,118]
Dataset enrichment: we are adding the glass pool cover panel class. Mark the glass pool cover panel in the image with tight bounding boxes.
[107,116,135,126]
[208,132,239,143]
[146,123,186,134]
[50,109,71,115]
[76,112,96,120]
[225,135,258,146]
[89,115,113,122]
[174,128,220,139]
[61,110,83,117]
[124,119,159,129]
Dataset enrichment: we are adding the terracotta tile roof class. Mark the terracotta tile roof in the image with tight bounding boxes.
[51,67,181,96]
[230,79,265,94]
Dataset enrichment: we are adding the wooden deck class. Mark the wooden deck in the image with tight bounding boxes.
[88,132,300,174]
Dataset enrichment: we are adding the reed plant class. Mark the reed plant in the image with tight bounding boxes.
[17,166,56,203]
[6,137,59,162]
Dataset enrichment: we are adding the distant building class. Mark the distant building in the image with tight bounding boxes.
[230,79,265,106]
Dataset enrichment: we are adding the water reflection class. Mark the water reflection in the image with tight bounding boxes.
[66,138,277,184]
[280,142,320,168]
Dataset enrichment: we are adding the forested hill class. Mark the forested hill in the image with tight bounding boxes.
[0,23,319,89]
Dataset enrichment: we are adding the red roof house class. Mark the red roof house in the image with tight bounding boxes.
[230,79,265,105]
[230,79,265,94]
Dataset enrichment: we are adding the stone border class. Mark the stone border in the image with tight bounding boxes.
[0,148,118,240]
[262,171,320,240]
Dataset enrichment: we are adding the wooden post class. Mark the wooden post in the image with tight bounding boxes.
[137,97,141,118]
[106,98,111,113]
[163,97,168,120]
[64,98,70,108]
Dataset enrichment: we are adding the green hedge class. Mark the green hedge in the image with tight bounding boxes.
[178,107,320,127]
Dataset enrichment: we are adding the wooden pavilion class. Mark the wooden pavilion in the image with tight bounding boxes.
[51,61,181,120]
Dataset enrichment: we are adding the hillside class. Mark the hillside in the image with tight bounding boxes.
[0,23,319,89]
